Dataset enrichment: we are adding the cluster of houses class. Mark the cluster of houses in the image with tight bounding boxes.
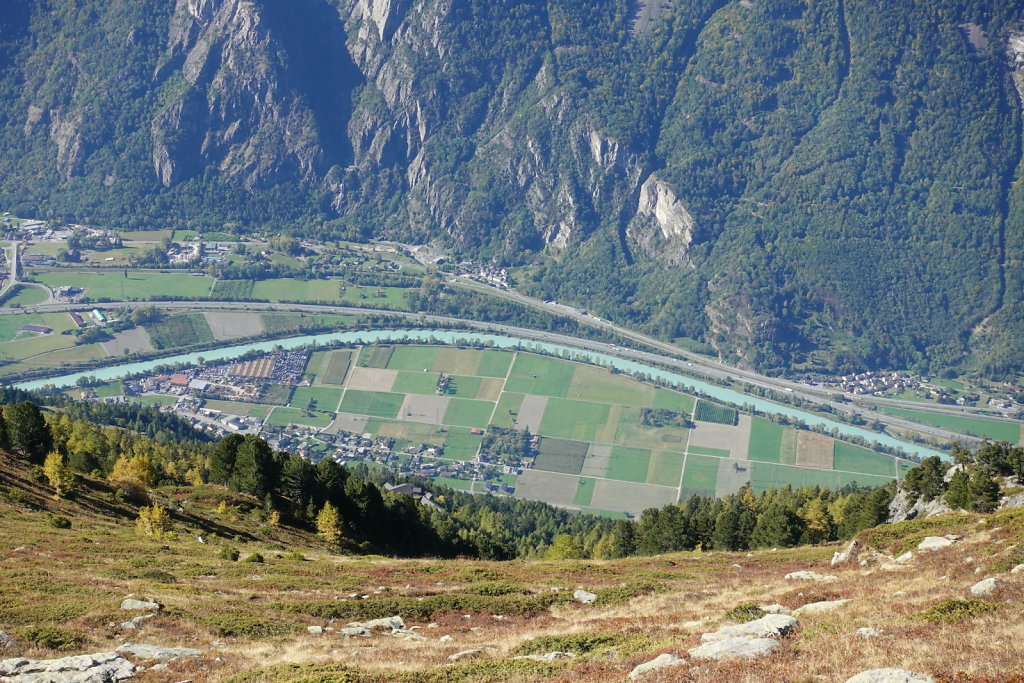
[456,261,511,289]
[828,370,919,396]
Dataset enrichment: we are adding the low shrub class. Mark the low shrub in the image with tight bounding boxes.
[218,546,240,561]
[48,515,72,529]
[462,581,530,596]
[282,550,306,561]
[918,599,999,624]
[243,553,264,563]
[20,626,84,651]
[284,591,573,622]
[723,602,766,623]
[512,632,620,656]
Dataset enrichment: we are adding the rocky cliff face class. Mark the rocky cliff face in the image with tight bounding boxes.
[0,0,1022,375]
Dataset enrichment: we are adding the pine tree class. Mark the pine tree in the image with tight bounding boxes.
[968,468,1001,513]
[3,401,53,463]
[316,502,343,546]
[750,503,801,548]
[944,469,972,510]
[42,451,76,498]
[799,497,833,545]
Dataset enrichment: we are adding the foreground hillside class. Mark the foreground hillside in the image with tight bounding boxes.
[2,453,1023,681]
[2,0,1023,374]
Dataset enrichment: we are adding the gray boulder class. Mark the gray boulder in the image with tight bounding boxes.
[573,589,598,604]
[845,668,935,682]
[688,636,780,660]
[627,653,686,679]
[917,536,955,552]
[758,604,789,614]
[969,577,999,597]
[448,649,482,662]
[339,627,372,638]
[116,644,201,661]
[831,540,859,565]
[119,615,156,631]
[307,626,323,635]
[391,629,427,642]
[119,595,161,611]
[784,570,836,581]
[701,614,798,642]
[853,627,883,639]
[438,635,455,643]
[1010,563,1024,574]
[0,652,135,682]
[348,615,404,630]
[0,631,8,647]
[793,599,851,617]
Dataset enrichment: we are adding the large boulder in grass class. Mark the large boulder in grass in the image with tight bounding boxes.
[831,540,859,565]
[0,652,135,682]
[348,616,404,631]
[688,636,780,660]
[784,570,837,581]
[700,614,798,642]
[119,595,161,611]
[573,589,598,604]
[845,669,935,682]
[627,653,686,679]
[969,577,999,597]
[116,643,202,661]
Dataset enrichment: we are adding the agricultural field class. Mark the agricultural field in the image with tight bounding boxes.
[2,284,49,306]
[31,270,214,300]
[876,406,1022,443]
[146,313,214,349]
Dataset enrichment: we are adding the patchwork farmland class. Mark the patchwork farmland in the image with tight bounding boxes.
[185,345,911,517]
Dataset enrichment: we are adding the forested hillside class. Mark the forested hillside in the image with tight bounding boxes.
[1,0,1022,376]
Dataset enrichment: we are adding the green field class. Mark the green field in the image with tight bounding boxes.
[876,406,1021,443]
[566,364,653,406]
[146,313,214,349]
[681,454,720,493]
[339,390,405,418]
[834,442,896,477]
[260,384,294,406]
[211,279,255,299]
[339,284,412,310]
[606,446,651,484]
[442,399,494,429]
[33,271,213,300]
[648,451,685,487]
[137,395,179,408]
[490,392,524,428]
[652,389,695,414]
[393,370,441,395]
[476,350,514,377]
[504,353,575,397]
[748,419,785,463]
[2,284,49,307]
[250,278,344,303]
[538,398,610,441]
[443,428,484,460]
[266,407,335,428]
[573,477,597,506]
[386,346,439,372]
[290,386,343,413]
[443,375,482,399]
[687,445,730,457]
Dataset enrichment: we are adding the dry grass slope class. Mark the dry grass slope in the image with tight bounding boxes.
[1,452,1023,682]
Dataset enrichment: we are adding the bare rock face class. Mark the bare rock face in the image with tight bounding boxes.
[888,488,952,524]
[0,652,135,682]
[1008,31,1024,106]
[628,653,686,679]
[627,175,697,265]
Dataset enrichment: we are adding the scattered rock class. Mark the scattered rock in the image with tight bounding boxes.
[627,653,686,679]
[701,614,797,642]
[854,627,883,639]
[688,636,780,660]
[0,631,7,648]
[0,652,135,682]
[573,589,597,604]
[513,651,576,662]
[784,571,836,581]
[339,627,372,638]
[448,649,482,662]
[117,644,202,661]
[758,604,789,614]
[845,668,935,682]
[1010,564,1024,575]
[793,599,851,617]
[120,595,161,611]
[917,536,955,551]
[895,551,914,563]
[119,614,156,631]
[970,577,999,597]
[391,629,427,642]
[307,626,323,635]
[682,617,714,630]
[439,635,455,643]
[832,539,859,565]
[349,616,404,631]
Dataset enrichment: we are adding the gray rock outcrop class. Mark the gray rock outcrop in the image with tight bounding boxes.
[573,589,597,604]
[119,596,161,611]
[513,651,576,662]
[701,614,797,642]
[116,644,202,661]
[784,570,837,581]
[627,653,686,679]
[969,577,999,597]
[339,627,372,638]
[688,636,780,660]
[917,536,958,551]
[832,540,860,565]
[793,599,851,617]
[448,649,482,662]
[348,615,404,630]
[845,669,935,682]
[0,652,135,682]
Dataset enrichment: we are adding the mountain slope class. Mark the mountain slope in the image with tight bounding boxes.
[0,0,1022,375]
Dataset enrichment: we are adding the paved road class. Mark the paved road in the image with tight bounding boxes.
[4,298,992,446]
